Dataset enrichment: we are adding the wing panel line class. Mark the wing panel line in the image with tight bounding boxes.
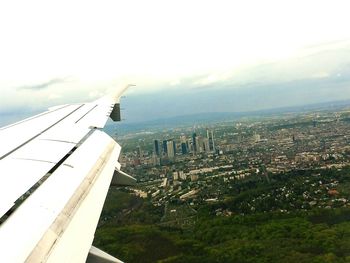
[0,104,71,131]
[0,104,85,160]
[75,104,98,124]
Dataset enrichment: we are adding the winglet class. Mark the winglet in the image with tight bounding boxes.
[112,84,135,103]
[109,84,135,122]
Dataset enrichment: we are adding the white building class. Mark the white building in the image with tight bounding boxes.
[166,140,175,158]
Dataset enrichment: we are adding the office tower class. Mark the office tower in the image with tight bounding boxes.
[206,129,215,152]
[203,137,210,152]
[195,136,202,153]
[154,139,160,156]
[181,142,188,154]
[166,139,175,158]
[210,130,215,152]
[192,132,197,152]
[162,140,168,155]
[180,135,188,154]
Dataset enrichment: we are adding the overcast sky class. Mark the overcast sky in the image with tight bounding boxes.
[1,0,350,124]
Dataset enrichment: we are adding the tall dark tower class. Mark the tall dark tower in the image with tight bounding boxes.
[162,140,168,155]
[181,143,188,154]
[192,132,197,152]
[154,140,160,156]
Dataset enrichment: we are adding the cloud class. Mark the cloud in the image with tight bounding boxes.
[48,93,62,100]
[88,90,105,99]
[16,77,71,91]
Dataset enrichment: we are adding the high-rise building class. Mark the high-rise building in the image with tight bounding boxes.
[195,136,202,153]
[192,132,197,152]
[162,140,168,155]
[180,135,188,154]
[181,142,188,154]
[154,139,160,156]
[211,130,215,152]
[203,137,210,152]
[167,139,175,158]
[207,130,215,152]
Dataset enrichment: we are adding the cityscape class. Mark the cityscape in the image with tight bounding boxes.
[94,104,350,262]
[119,107,350,209]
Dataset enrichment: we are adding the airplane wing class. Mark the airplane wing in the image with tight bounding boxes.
[0,85,135,263]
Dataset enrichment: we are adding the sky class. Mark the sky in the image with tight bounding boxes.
[1,0,350,124]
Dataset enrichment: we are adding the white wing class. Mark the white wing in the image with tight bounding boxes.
[0,85,135,263]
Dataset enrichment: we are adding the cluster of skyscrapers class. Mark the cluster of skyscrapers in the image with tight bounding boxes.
[153,139,177,159]
[192,129,215,153]
[153,129,215,160]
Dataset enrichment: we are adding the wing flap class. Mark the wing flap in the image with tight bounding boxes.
[0,159,54,218]
[9,139,75,163]
[0,130,121,262]
[87,246,123,263]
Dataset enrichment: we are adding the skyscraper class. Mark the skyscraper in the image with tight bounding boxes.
[192,132,197,153]
[195,136,202,153]
[181,142,188,154]
[203,137,210,152]
[167,140,175,158]
[180,135,188,154]
[208,130,215,152]
[154,139,160,156]
[211,130,215,152]
[162,140,168,155]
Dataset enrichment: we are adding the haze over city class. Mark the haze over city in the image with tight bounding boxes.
[1,0,350,125]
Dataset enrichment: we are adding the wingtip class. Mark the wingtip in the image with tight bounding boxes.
[113,84,136,102]
[109,84,136,122]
